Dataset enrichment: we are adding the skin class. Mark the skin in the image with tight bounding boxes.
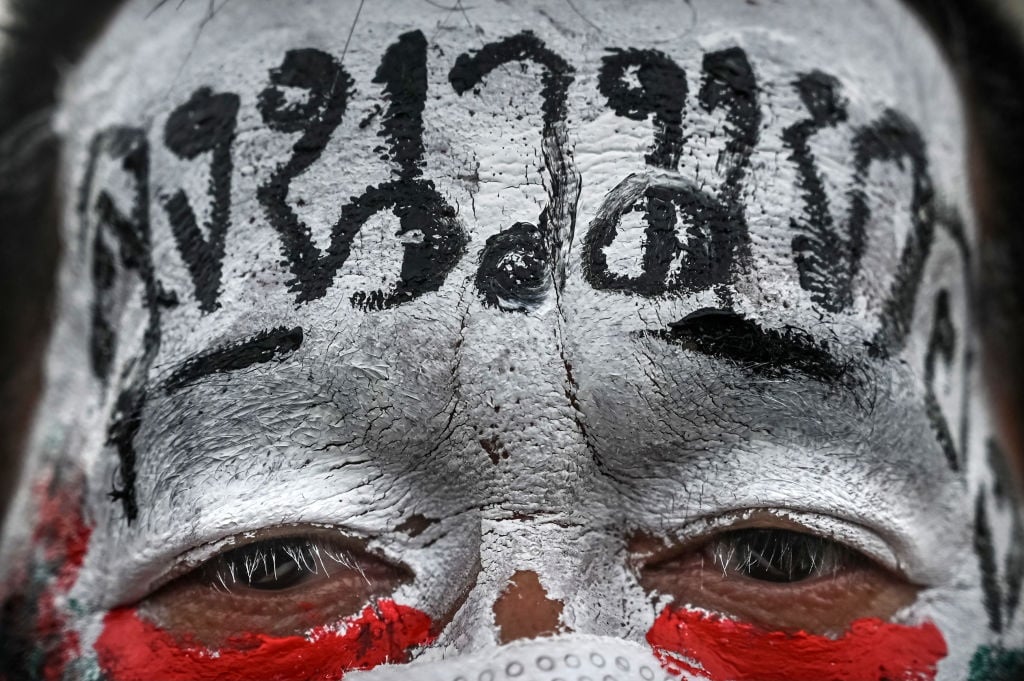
[1,1,1023,679]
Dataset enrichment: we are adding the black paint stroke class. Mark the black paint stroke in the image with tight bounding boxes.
[783,71,850,312]
[450,30,573,132]
[584,173,737,297]
[585,48,756,303]
[162,326,304,394]
[258,48,354,303]
[639,307,849,384]
[1007,510,1024,630]
[451,31,579,311]
[975,489,1005,633]
[699,47,760,207]
[860,112,935,358]
[786,71,936,330]
[598,48,686,170]
[988,438,1024,628]
[260,36,467,309]
[990,438,1016,509]
[475,222,549,312]
[348,31,468,311]
[79,127,161,524]
[923,290,960,471]
[375,29,429,180]
[695,47,760,305]
[1007,520,1024,630]
[162,87,240,313]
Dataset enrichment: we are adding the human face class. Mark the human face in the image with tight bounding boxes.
[1,1,1022,679]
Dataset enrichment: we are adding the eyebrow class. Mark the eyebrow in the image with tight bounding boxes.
[162,326,304,394]
[636,308,851,384]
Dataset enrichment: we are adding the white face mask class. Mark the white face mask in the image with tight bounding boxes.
[2,1,1023,680]
[348,635,672,681]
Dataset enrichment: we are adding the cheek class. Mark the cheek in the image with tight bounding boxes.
[645,606,947,681]
[93,599,434,681]
[3,473,93,681]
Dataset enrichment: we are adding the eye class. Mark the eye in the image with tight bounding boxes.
[708,528,850,583]
[205,537,360,591]
[138,529,411,646]
[634,522,919,633]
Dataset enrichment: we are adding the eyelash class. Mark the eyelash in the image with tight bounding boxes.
[200,526,859,596]
[200,537,370,593]
[705,528,859,583]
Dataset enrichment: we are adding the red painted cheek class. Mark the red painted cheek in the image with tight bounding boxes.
[94,599,434,681]
[646,606,948,681]
[28,475,93,681]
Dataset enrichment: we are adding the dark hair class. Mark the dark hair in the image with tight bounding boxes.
[1,0,1023,511]
[0,0,136,514]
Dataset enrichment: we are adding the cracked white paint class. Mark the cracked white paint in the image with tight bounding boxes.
[1,0,1022,679]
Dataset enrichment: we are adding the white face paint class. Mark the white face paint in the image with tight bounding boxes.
[2,1,1022,680]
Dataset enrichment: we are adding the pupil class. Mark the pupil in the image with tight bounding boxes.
[732,529,824,583]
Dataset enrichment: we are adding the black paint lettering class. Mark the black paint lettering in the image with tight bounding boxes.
[450,30,573,134]
[258,48,354,303]
[860,112,935,357]
[348,31,467,311]
[261,36,467,309]
[585,48,757,301]
[451,31,578,311]
[786,71,935,332]
[475,222,549,313]
[163,87,240,313]
[923,290,960,470]
[784,71,850,312]
[598,48,686,170]
[975,490,1005,633]
[80,127,161,523]
[987,439,1024,628]
[699,47,760,205]
[375,31,429,179]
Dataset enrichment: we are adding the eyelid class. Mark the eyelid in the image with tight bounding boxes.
[640,509,906,578]
[141,524,393,597]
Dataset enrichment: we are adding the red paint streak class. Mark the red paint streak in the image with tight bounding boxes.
[29,474,92,681]
[646,607,948,681]
[95,599,434,681]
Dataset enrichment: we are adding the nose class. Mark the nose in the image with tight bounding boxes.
[492,570,568,643]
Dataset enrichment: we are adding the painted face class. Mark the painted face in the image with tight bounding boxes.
[2,0,1023,679]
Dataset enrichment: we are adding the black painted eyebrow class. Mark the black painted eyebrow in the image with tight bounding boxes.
[637,308,851,384]
[162,326,304,394]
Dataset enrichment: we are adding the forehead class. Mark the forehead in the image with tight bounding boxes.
[54,0,973,569]
[60,0,970,352]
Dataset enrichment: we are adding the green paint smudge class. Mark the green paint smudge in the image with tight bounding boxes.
[970,645,1024,681]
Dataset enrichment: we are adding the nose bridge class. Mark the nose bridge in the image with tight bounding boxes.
[478,517,588,645]
[457,308,593,508]
[432,512,653,655]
